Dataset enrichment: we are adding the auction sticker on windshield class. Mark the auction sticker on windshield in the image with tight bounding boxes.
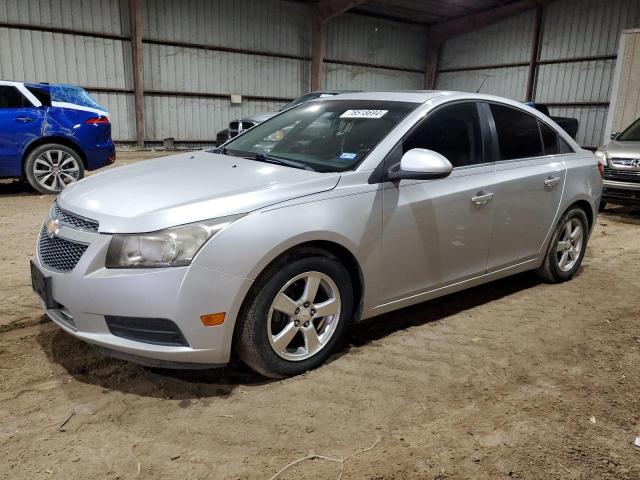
[340,109,388,119]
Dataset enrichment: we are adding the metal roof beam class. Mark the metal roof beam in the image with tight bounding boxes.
[427,0,551,42]
[316,0,369,20]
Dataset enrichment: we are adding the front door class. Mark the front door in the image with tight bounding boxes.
[0,85,44,177]
[378,102,497,306]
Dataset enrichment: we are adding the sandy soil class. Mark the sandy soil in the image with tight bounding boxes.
[1,151,639,479]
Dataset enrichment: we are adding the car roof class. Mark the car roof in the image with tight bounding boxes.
[0,80,25,87]
[324,90,548,110]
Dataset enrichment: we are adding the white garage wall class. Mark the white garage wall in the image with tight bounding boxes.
[436,0,640,148]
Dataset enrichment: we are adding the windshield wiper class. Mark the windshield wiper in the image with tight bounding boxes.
[253,153,315,171]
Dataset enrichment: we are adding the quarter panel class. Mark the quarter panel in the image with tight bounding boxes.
[559,151,602,226]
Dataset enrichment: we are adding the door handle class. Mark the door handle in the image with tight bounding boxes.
[15,116,34,123]
[471,191,494,205]
[544,176,561,190]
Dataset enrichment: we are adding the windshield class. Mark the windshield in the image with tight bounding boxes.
[618,117,640,141]
[50,85,105,111]
[220,100,417,172]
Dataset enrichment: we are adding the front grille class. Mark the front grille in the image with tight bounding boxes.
[603,166,640,182]
[38,226,89,272]
[610,157,640,167]
[228,121,256,138]
[105,316,189,347]
[53,202,99,232]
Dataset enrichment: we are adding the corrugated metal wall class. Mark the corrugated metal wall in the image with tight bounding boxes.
[0,0,426,143]
[0,0,135,140]
[323,13,425,91]
[436,0,640,148]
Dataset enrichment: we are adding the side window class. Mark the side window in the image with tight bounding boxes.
[26,86,51,106]
[402,103,484,168]
[0,86,26,108]
[490,104,544,160]
[559,137,574,154]
[539,122,560,155]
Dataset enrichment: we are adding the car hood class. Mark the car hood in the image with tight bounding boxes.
[57,151,340,233]
[605,140,640,159]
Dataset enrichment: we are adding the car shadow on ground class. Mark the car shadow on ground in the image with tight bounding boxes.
[36,271,542,400]
[0,179,40,197]
[600,205,640,225]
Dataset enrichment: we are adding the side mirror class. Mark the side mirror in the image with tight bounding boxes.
[610,131,620,140]
[387,148,453,181]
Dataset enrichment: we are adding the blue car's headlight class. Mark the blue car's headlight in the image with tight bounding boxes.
[105,215,244,268]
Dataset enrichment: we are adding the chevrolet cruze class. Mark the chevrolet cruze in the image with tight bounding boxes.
[31,91,602,378]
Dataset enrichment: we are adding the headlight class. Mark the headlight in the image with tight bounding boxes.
[105,214,244,268]
[594,149,607,163]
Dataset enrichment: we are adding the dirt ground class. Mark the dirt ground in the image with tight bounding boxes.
[1,150,639,480]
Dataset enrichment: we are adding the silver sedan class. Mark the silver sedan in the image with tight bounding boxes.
[31,91,602,378]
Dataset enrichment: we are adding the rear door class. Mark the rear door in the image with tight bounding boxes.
[0,85,44,176]
[485,103,566,271]
[378,102,498,305]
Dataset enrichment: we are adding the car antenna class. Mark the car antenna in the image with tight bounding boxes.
[476,75,488,93]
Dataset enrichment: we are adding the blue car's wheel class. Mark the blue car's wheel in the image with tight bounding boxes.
[25,144,85,194]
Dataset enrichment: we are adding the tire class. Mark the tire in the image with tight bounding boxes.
[535,207,589,283]
[24,143,85,194]
[234,251,354,379]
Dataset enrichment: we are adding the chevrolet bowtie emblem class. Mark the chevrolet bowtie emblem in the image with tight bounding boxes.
[46,218,60,239]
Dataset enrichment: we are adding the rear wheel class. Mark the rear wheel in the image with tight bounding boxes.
[234,252,353,379]
[25,144,84,194]
[535,208,589,283]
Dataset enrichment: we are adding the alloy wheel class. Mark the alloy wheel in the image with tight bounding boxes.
[267,271,342,361]
[556,218,584,272]
[33,150,81,192]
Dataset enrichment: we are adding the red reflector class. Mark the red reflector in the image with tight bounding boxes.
[85,116,110,125]
[597,161,605,178]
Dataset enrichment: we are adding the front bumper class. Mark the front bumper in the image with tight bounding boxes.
[33,225,252,366]
[602,179,640,206]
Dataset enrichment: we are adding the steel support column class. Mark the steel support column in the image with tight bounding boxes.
[129,0,144,148]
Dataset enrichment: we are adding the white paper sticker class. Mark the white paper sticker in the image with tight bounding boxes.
[340,109,388,119]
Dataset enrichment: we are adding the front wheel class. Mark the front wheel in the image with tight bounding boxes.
[535,208,589,283]
[234,253,353,379]
[24,144,85,194]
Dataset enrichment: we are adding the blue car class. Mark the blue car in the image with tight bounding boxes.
[0,81,115,193]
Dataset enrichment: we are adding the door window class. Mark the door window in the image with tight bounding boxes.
[0,86,27,108]
[559,137,574,154]
[490,104,544,160]
[403,102,484,168]
[539,121,560,155]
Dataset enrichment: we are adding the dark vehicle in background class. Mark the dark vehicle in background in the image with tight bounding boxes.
[215,90,357,145]
[526,102,579,140]
[0,81,114,193]
[596,117,640,208]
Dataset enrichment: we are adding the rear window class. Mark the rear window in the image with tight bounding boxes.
[490,104,544,160]
[50,85,105,110]
[26,86,51,106]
